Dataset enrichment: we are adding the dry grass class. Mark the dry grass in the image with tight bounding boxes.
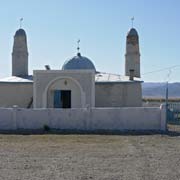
[0,127,180,180]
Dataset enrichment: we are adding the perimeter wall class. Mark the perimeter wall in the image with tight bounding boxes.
[0,105,166,131]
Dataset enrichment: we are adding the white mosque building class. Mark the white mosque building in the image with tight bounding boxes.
[0,27,142,109]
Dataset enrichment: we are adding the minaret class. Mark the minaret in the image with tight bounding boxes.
[125,27,140,78]
[12,28,28,76]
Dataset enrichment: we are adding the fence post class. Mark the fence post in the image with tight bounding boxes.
[160,104,167,131]
[12,106,18,130]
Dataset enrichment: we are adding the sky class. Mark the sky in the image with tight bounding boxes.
[0,0,179,82]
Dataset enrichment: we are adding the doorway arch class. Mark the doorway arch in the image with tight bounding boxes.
[42,76,85,108]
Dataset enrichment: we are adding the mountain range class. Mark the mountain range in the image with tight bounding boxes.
[142,82,180,98]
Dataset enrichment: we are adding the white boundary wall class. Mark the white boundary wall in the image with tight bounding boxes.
[0,105,166,131]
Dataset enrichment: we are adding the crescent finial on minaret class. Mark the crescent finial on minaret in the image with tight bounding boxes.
[77,39,81,56]
[20,18,23,29]
[131,16,134,28]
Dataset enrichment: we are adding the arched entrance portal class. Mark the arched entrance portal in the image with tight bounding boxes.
[43,77,85,108]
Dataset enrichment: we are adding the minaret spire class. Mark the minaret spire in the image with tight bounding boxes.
[12,27,29,77]
[125,25,141,78]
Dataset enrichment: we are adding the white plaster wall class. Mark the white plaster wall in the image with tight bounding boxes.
[90,108,161,130]
[16,109,50,129]
[33,70,95,108]
[95,82,142,107]
[0,106,166,131]
[0,109,16,130]
[0,83,33,108]
[49,109,88,130]
[125,83,142,107]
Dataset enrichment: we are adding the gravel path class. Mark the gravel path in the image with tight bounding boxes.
[0,131,180,180]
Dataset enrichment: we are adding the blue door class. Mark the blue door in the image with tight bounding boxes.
[54,90,61,108]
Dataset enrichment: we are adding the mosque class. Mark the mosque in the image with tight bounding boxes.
[0,27,142,108]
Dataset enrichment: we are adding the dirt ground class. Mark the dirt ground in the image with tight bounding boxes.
[0,126,180,180]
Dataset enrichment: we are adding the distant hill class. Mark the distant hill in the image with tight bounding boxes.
[142,82,180,98]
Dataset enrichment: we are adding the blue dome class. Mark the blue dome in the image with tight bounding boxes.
[127,28,138,36]
[62,53,96,71]
[15,29,26,37]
